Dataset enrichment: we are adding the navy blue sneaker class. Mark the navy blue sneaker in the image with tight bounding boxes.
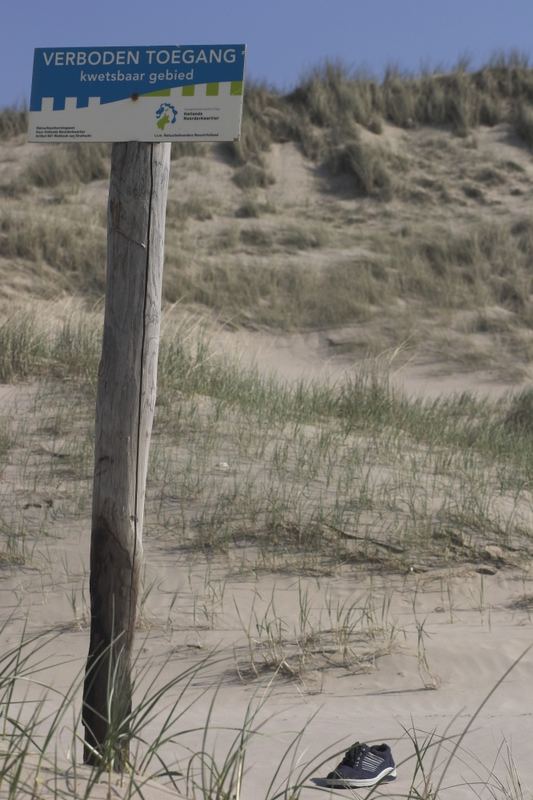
[323,742,397,788]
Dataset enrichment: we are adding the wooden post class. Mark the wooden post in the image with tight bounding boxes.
[82,141,171,769]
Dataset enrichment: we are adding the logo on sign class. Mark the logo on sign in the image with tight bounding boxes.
[155,102,178,131]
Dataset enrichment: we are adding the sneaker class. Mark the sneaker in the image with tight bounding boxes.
[323,741,397,788]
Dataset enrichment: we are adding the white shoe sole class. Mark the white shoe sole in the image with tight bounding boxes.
[322,767,397,788]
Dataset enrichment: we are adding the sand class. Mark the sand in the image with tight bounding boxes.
[3,535,533,798]
[1,344,533,799]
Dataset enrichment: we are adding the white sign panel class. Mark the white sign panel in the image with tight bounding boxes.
[28,45,246,143]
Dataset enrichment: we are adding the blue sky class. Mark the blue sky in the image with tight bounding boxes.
[2,0,533,108]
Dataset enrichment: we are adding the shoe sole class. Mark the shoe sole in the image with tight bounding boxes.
[322,767,397,788]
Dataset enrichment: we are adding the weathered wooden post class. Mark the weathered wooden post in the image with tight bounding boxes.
[82,141,170,768]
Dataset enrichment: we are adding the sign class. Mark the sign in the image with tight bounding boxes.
[28,45,246,143]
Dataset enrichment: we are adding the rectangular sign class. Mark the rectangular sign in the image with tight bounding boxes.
[28,44,246,143]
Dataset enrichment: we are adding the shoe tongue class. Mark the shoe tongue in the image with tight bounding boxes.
[345,743,366,765]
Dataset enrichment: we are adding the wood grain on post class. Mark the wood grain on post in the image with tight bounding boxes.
[83,141,171,769]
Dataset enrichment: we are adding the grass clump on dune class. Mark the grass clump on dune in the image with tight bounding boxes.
[288,62,384,135]
[513,101,533,148]
[22,143,110,188]
[0,105,27,139]
[163,257,385,328]
[0,209,106,293]
[233,162,275,190]
[325,136,394,199]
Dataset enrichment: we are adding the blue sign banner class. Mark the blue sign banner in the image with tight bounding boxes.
[30,45,245,110]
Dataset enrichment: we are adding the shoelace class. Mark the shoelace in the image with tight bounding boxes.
[341,742,368,767]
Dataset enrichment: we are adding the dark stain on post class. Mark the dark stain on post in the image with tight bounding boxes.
[83,516,135,769]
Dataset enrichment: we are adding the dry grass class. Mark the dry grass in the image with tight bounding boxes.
[225,57,533,178]
[0,209,106,293]
[232,162,275,189]
[2,303,533,582]
[1,57,533,372]
[513,101,533,148]
[325,136,394,199]
[22,143,110,188]
[157,218,533,336]
[0,105,27,139]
